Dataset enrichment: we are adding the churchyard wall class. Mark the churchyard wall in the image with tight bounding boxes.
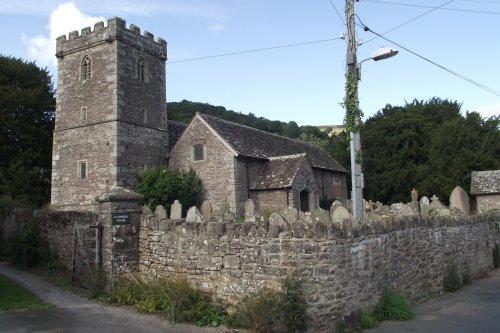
[139,204,500,330]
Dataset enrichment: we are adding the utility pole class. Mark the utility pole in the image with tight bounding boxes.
[345,0,363,220]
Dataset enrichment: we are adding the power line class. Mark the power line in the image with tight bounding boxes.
[359,0,456,45]
[360,0,500,15]
[326,0,346,26]
[168,37,344,64]
[355,17,500,97]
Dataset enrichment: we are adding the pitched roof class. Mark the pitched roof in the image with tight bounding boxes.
[250,154,306,190]
[470,170,500,195]
[197,113,348,172]
[168,120,187,148]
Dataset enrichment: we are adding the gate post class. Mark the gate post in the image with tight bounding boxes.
[96,187,143,278]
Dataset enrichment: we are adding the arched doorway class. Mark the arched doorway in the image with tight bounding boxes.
[300,188,312,212]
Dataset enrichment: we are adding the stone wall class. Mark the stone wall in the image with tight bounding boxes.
[1,210,99,280]
[139,211,499,330]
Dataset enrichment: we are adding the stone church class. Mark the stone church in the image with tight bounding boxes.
[50,17,348,215]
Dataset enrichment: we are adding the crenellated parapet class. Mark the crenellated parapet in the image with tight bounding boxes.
[56,17,167,60]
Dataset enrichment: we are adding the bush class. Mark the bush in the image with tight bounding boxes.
[373,288,412,321]
[5,217,51,268]
[136,167,204,215]
[355,309,378,330]
[443,263,462,292]
[227,275,308,332]
[105,275,226,326]
[227,288,281,332]
[280,275,307,333]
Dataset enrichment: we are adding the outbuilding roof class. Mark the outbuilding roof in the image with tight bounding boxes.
[197,113,348,173]
[250,154,307,190]
[470,170,500,195]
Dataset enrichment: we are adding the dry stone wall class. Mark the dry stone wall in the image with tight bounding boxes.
[139,210,499,330]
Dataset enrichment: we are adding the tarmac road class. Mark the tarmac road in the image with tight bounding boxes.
[366,268,500,333]
[0,262,226,333]
[1,262,500,333]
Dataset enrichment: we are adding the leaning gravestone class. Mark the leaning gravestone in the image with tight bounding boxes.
[186,206,203,223]
[449,186,470,216]
[170,200,182,219]
[244,199,256,222]
[280,207,299,224]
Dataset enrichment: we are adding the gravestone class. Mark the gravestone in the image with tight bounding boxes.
[154,205,167,220]
[201,201,212,222]
[330,205,351,228]
[449,186,470,216]
[430,195,444,208]
[244,199,256,222]
[219,198,230,222]
[170,200,182,219]
[411,188,419,202]
[280,207,299,224]
[311,208,330,223]
[186,206,203,223]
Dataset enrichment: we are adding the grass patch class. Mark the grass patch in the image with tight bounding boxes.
[373,287,412,321]
[443,263,462,292]
[0,274,52,311]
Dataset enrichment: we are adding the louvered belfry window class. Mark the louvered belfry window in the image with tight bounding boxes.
[81,56,91,80]
[137,58,145,82]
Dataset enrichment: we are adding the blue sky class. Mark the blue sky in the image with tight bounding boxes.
[1,0,499,125]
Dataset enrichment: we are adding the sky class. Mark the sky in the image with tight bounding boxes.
[1,0,499,126]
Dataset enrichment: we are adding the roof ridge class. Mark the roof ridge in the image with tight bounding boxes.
[197,112,323,149]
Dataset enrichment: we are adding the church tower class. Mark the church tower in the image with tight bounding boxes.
[51,17,168,211]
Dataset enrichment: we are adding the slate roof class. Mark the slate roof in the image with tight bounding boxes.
[168,120,187,148]
[470,170,500,195]
[197,113,348,172]
[250,154,306,190]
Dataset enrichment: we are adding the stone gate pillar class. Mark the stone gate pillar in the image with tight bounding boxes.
[96,187,143,277]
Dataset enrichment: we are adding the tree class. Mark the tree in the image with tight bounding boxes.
[0,55,55,206]
[362,98,500,204]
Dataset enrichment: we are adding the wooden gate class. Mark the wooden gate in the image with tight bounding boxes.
[71,222,103,285]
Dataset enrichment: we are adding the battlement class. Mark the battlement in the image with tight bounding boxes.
[56,17,167,60]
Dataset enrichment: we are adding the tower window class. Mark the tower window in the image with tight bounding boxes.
[81,56,92,80]
[142,109,148,123]
[81,107,87,121]
[78,160,87,179]
[137,58,145,82]
[193,144,204,161]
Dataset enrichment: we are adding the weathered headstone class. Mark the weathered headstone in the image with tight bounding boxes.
[154,205,168,220]
[430,195,444,208]
[186,206,203,223]
[411,188,418,202]
[170,200,182,219]
[330,205,351,228]
[420,196,430,206]
[201,201,212,222]
[449,186,470,216]
[244,199,256,223]
[400,203,416,216]
[219,198,230,222]
[280,206,299,224]
[311,208,330,223]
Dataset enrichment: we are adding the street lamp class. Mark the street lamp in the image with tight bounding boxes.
[345,45,398,221]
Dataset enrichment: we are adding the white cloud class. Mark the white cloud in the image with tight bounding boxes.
[473,103,500,119]
[23,2,104,69]
[209,23,224,33]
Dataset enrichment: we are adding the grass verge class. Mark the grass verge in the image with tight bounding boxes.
[0,273,52,311]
